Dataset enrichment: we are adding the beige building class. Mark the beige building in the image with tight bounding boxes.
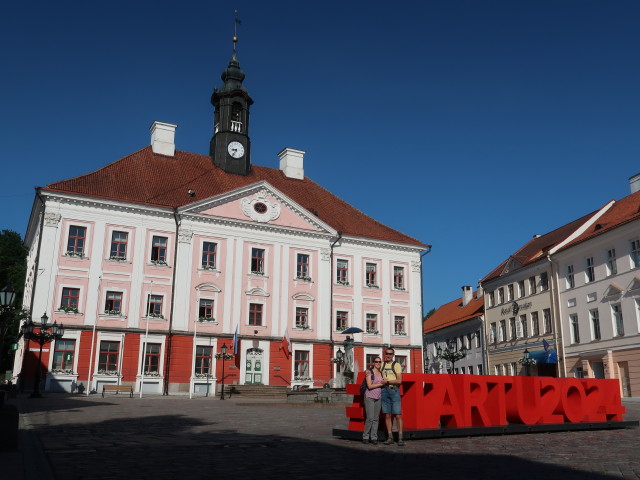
[480,214,595,377]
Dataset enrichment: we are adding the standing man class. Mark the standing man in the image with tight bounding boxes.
[381,346,404,446]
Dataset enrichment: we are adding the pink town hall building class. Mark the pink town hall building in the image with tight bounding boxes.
[14,51,428,395]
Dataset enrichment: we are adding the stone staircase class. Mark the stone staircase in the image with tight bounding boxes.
[221,384,289,399]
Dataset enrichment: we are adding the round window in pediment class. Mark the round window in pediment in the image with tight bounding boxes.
[253,202,268,214]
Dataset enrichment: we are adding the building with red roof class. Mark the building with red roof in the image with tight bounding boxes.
[423,286,485,374]
[13,48,428,395]
[548,175,640,396]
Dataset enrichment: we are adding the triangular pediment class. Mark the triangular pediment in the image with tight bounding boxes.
[501,257,522,276]
[603,283,624,299]
[180,181,336,235]
[627,277,640,294]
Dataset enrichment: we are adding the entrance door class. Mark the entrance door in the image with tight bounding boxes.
[592,361,605,379]
[245,348,264,384]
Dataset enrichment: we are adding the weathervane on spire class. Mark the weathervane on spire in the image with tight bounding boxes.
[233,10,241,53]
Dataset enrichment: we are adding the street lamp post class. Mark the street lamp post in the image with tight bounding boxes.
[519,348,536,376]
[0,286,17,376]
[436,340,468,373]
[220,343,227,400]
[21,313,64,398]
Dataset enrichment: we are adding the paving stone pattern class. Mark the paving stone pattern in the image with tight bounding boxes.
[4,395,640,480]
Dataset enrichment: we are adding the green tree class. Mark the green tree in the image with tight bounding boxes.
[0,230,27,377]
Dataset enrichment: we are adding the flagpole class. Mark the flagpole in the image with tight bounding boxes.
[140,280,152,399]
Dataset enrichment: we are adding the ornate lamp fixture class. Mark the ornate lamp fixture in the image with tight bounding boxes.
[21,312,64,398]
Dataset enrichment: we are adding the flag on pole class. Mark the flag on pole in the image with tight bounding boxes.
[281,327,291,358]
[232,324,239,354]
[542,338,550,351]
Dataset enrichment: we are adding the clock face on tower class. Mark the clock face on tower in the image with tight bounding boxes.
[227,141,245,158]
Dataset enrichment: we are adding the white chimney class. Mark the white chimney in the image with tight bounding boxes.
[462,286,473,307]
[278,148,305,179]
[630,173,640,194]
[150,121,177,156]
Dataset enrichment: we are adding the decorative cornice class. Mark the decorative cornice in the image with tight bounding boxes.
[246,287,269,297]
[196,283,222,293]
[292,293,315,301]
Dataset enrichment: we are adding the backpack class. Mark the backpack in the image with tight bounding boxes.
[359,369,375,395]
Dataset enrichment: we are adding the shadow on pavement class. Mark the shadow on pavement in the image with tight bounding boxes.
[30,412,626,480]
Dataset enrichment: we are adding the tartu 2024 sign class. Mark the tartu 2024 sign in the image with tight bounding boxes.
[346,373,626,431]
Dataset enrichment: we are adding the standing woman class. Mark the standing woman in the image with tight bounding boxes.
[363,356,387,444]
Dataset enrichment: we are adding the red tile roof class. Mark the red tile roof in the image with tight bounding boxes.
[423,292,484,334]
[44,146,426,247]
[480,211,597,284]
[556,190,640,252]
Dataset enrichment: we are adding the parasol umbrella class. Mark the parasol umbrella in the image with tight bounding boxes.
[340,327,364,334]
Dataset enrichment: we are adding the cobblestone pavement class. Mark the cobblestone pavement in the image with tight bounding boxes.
[2,395,639,480]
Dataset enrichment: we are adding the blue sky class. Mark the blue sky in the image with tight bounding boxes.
[1,1,639,312]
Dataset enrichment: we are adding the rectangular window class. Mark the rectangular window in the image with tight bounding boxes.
[151,236,167,263]
[195,346,212,375]
[478,365,483,375]
[509,317,516,340]
[365,263,377,287]
[529,276,537,294]
[570,314,580,343]
[540,272,549,291]
[61,287,80,310]
[585,257,595,283]
[143,343,161,374]
[98,341,120,372]
[507,284,514,301]
[67,225,86,255]
[489,323,497,343]
[566,265,575,288]
[531,311,539,336]
[511,362,518,376]
[496,364,504,376]
[365,313,378,333]
[365,354,377,370]
[475,330,481,348]
[336,259,349,284]
[393,266,405,290]
[146,294,163,317]
[395,356,407,372]
[294,351,309,378]
[249,303,263,326]
[295,307,308,328]
[518,280,525,298]
[590,309,601,340]
[488,291,495,307]
[499,320,506,342]
[52,339,75,370]
[199,299,214,320]
[296,254,310,279]
[543,308,552,334]
[612,304,624,336]
[110,231,128,259]
[251,248,265,274]
[201,242,217,269]
[394,315,405,335]
[498,287,505,304]
[631,239,640,268]
[466,333,472,349]
[519,314,528,338]
[335,311,348,331]
[606,249,617,276]
[104,291,122,314]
